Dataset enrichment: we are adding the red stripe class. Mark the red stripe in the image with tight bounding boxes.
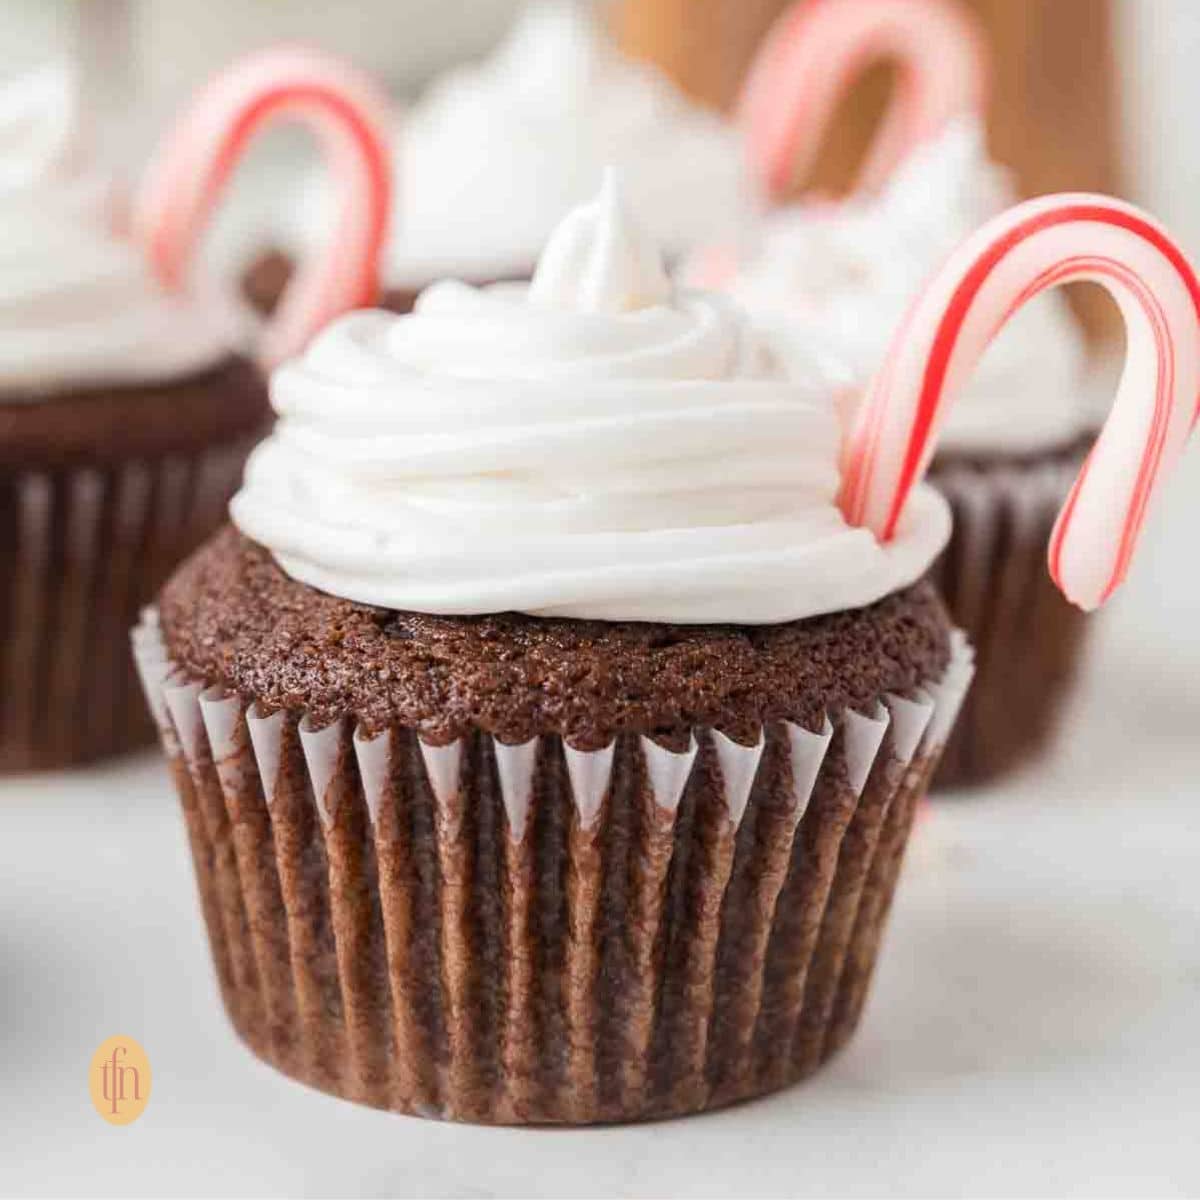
[748,0,984,201]
[771,32,921,199]
[880,202,1200,543]
[843,262,926,520]
[1039,259,1173,596]
[749,1,943,200]
[1102,273,1173,597]
[1049,451,1091,590]
[166,80,389,309]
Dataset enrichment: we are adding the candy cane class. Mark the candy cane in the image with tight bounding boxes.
[739,0,988,202]
[840,193,1200,611]
[135,45,393,367]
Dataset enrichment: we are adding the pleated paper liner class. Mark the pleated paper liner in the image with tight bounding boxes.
[134,612,973,1124]
[0,440,252,771]
[929,443,1091,789]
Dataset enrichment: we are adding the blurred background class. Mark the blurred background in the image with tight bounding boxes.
[1,0,1196,251]
[4,0,1198,342]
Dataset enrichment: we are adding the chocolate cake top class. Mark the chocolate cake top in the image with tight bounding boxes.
[159,527,951,749]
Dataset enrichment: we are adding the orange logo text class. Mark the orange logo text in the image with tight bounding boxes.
[89,1036,151,1125]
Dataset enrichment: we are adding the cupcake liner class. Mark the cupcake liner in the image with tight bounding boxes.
[135,612,973,1124]
[0,441,251,771]
[930,446,1091,789]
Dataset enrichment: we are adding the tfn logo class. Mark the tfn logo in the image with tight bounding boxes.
[89,1036,151,1126]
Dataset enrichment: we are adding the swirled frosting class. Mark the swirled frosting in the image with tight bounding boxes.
[720,119,1091,453]
[287,0,753,286]
[0,65,244,398]
[232,176,949,624]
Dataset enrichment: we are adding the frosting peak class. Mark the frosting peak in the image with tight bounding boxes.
[234,184,949,624]
[529,170,671,313]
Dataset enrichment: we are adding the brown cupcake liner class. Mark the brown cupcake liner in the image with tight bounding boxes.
[930,446,1091,789]
[0,441,253,771]
[134,612,972,1124]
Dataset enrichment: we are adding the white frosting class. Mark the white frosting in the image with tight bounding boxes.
[528,170,671,312]
[0,65,245,398]
[288,0,753,286]
[723,119,1091,453]
[233,178,949,624]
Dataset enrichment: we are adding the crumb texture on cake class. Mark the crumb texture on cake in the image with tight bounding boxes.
[159,528,952,749]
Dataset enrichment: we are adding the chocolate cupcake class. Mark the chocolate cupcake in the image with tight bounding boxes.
[0,65,265,770]
[703,0,1099,787]
[1,51,393,771]
[249,0,752,316]
[136,177,971,1123]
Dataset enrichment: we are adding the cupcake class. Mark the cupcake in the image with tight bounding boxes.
[141,176,1197,1122]
[248,0,753,316]
[135,175,973,1123]
[701,0,1100,786]
[0,51,391,772]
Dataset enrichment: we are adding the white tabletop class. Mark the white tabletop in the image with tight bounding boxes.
[3,464,1199,1199]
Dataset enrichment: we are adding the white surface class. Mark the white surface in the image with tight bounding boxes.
[1,462,1199,1198]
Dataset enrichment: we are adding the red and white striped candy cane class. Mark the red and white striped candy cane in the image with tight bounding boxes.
[840,193,1200,611]
[739,0,988,202]
[136,45,393,367]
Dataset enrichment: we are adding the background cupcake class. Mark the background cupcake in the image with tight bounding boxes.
[137,176,972,1123]
[248,0,754,315]
[0,49,391,771]
[699,0,1102,787]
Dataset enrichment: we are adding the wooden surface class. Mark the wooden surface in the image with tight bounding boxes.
[610,0,1123,341]
[609,0,795,116]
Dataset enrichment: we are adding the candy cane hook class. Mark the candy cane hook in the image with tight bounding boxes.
[840,193,1200,610]
[739,0,988,202]
[135,45,393,368]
